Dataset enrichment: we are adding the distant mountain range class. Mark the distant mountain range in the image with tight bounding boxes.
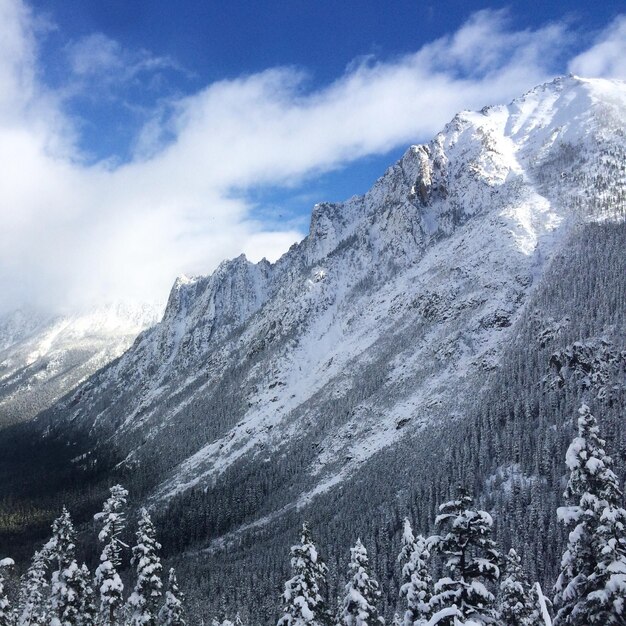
[0,303,159,425]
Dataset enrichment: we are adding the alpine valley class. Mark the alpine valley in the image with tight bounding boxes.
[1,75,625,624]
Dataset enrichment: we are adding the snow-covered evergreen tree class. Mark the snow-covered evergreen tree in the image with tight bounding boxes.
[77,563,97,626]
[278,523,329,626]
[397,520,431,626]
[0,557,15,626]
[18,549,48,626]
[48,507,83,626]
[339,539,383,626]
[554,404,626,626]
[398,520,417,577]
[94,484,129,626]
[586,501,626,622]
[128,508,163,626]
[429,489,500,625]
[54,562,90,626]
[158,568,185,626]
[498,548,539,626]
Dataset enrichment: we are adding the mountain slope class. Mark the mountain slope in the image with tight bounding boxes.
[43,75,624,495]
[1,75,625,622]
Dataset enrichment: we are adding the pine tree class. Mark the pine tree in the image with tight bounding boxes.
[587,502,626,622]
[18,549,49,626]
[48,508,83,626]
[160,574,183,626]
[339,539,383,626]
[0,557,15,626]
[94,485,129,626]
[278,523,329,626]
[498,548,539,626]
[398,520,417,578]
[429,489,500,625]
[397,520,431,626]
[554,404,626,626]
[77,563,97,626]
[128,508,163,626]
[158,568,185,626]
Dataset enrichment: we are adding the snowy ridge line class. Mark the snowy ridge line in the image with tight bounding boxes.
[35,75,626,518]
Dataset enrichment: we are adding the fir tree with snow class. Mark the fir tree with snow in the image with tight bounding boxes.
[586,499,626,622]
[428,488,500,625]
[158,568,185,626]
[397,520,431,626]
[398,520,417,576]
[54,562,91,626]
[498,548,540,626]
[339,539,383,626]
[76,563,97,626]
[128,508,163,626]
[0,557,15,626]
[94,484,129,626]
[18,549,49,626]
[278,523,329,626]
[47,508,83,626]
[554,404,626,626]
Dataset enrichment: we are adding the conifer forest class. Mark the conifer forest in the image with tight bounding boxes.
[0,403,625,625]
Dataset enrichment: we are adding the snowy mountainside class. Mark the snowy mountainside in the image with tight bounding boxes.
[39,74,626,517]
[0,303,160,425]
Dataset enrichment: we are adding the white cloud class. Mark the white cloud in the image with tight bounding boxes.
[569,16,626,80]
[65,32,181,83]
[0,1,623,314]
[67,33,124,76]
[0,0,35,118]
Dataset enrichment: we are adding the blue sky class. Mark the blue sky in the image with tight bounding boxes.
[1,0,625,312]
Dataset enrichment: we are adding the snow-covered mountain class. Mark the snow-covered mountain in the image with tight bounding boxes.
[3,75,625,621]
[0,303,160,425]
[43,74,624,493]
